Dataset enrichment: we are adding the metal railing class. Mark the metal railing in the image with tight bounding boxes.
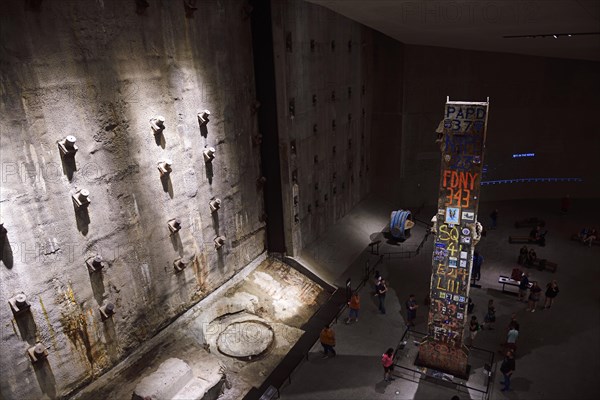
[392,329,495,400]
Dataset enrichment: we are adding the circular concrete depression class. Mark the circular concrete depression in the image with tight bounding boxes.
[216,320,275,361]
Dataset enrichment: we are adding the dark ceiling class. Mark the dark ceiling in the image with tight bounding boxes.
[307,0,600,61]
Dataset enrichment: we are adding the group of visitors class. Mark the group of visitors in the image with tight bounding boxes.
[517,246,538,266]
[467,298,496,347]
[578,227,598,247]
[517,272,560,312]
[529,225,547,246]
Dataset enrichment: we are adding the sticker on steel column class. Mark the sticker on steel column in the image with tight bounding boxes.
[459,260,467,268]
[457,312,464,320]
[459,296,466,303]
[439,292,446,299]
[445,207,460,224]
[460,251,468,259]
[461,227,471,235]
[461,211,475,221]
[453,295,460,301]
[460,236,471,244]
[435,242,447,248]
[434,248,448,262]
[448,257,458,268]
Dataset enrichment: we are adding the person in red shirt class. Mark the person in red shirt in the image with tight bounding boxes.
[319,325,336,358]
[345,292,361,324]
[382,348,395,382]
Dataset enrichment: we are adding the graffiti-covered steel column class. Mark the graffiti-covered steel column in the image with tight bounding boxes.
[416,97,489,378]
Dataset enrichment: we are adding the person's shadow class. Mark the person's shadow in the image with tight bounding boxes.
[374,379,391,394]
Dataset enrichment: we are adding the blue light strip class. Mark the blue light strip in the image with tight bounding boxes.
[512,153,535,158]
[481,177,583,185]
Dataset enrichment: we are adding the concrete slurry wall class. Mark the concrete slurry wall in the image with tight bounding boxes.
[0,1,265,398]
[271,0,374,255]
[393,44,600,205]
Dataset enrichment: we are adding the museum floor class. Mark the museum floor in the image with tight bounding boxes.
[279,195,600,400]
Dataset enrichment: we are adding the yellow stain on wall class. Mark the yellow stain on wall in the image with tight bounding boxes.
[67,281,77,304]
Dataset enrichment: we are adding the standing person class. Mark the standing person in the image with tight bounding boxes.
[373,271,382,294]
[319,325,336,358]
[490,209,499,229]
[499,320,519,354]
[517,272,529,302]
[543,280,560,309]
[504,324,519,353]
[345,278,352,303]
[518,246,528,265]
[346,291,361,324]
[499,350,516,392]
[375,279,388,314]
[526,248,537,266]
[406,294,418,327]
[381,348,395,382]
[472,252,483,281]
[482,299,496,330]
[527,281,542,312]
[468,316,479,346]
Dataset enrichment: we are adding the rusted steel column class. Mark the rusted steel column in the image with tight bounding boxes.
[416,97,489,378]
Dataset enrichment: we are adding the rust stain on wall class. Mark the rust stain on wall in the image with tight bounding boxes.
[39,296,59,353]
[56,281,97,377]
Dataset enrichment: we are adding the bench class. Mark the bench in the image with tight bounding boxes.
[498,275,534,294]
[571,234,600,246]
[514,217,545,228]
[508,236,545,246]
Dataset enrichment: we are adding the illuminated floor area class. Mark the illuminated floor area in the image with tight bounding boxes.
[279,195,600,400]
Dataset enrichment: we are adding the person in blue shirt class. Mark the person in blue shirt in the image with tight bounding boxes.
[472,252,483,281]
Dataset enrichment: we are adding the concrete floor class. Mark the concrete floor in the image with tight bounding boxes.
[280,195,600,400]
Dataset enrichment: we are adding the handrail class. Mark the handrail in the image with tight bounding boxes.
[382,229,432,259]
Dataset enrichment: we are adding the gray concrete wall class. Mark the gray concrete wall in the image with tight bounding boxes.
[0,1,265,398]
[380,44,600,206]
[271,0,373,255]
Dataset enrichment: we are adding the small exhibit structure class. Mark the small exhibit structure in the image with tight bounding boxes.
[389,209,414,240]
